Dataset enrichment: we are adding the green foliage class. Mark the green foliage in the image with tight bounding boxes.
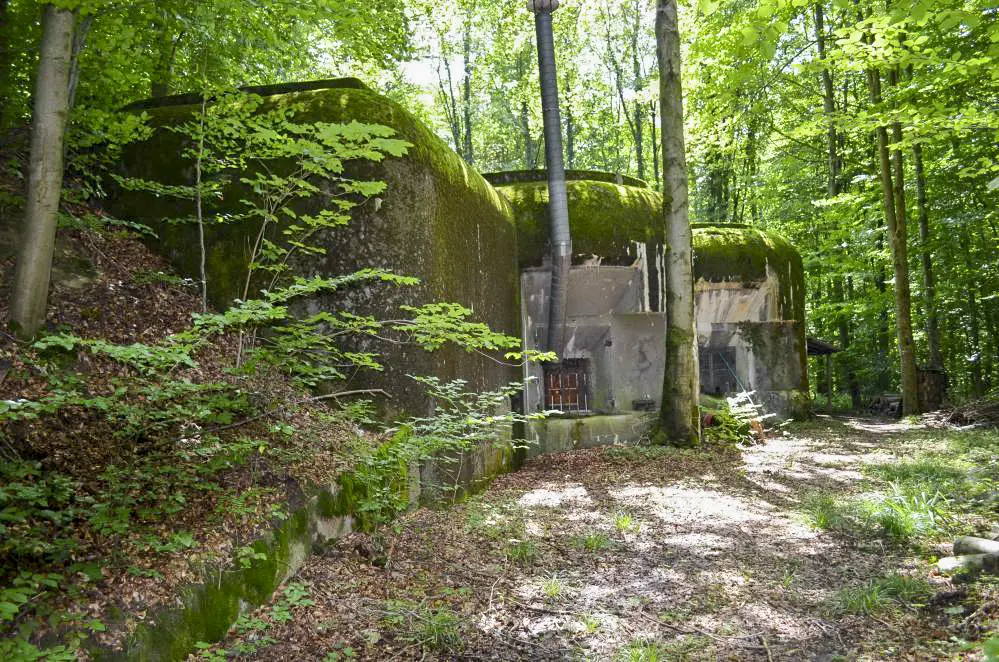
[802,428,997,553]
[351,377,543,525]
[541,574,567,600]
[833,574,931,615]
[615,512,639,534]
[504,540,537,564]
[576,531,612,553]
[699,393,767,445]
[381,599,464,652]
[269,582,314,622]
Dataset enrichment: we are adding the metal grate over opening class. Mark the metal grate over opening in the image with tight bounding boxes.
[544,359,591,413]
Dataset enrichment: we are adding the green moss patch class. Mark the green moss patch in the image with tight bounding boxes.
[496,179,665,268]
[692,223,805,322]
[483,169,649,189]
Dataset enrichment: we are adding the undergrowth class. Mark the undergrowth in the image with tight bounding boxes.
[800,429,997,545]
[832,573,931,615]
[0,93,550,657]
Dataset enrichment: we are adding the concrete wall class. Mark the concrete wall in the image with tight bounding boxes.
[112,79,520,419]
[520,259,667,417]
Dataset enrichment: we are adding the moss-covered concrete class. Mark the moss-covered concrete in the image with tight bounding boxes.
[91,481,348,662]
[691,223,804,323]
[483,169,649,189]
[525,414,655,456]
[111,79,520,417]
[494,177,665,270]
[88,426,522,661]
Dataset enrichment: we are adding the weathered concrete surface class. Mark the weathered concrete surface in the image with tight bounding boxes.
[693,224,809,418]
[525,413,655,456]
[520,266,666,415]
[112,79,520,418]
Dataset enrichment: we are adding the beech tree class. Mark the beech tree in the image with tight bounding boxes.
[9,3,75,338]
[655,0,699,445]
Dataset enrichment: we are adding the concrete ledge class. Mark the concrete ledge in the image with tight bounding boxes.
[526,413,654,457]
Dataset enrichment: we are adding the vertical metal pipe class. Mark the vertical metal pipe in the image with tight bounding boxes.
[530,1,571,355]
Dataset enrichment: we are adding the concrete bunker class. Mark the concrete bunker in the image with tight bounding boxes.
[488,171,809,446]
[113,79,520,423]
[486,171,667,423]
[114,79,808,452]
[692,223,809,419]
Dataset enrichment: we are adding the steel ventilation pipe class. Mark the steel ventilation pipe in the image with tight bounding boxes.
[528,0,572,355]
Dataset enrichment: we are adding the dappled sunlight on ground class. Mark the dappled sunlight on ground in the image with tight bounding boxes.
[211,417,974,660]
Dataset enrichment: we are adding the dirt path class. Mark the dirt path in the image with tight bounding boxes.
[210,418,972,660]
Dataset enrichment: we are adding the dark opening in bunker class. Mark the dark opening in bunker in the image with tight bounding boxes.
[699,347,738,395]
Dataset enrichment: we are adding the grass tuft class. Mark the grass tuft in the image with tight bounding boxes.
[833,573,931,615]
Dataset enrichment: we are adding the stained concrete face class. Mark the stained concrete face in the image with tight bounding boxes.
[692,225,809,418]
[520,257,666,419]
[112,79,520,418]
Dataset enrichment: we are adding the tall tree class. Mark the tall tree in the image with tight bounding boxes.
[656,0,699,445]
[867,61,920,414]
[911,141,942,370]
[10,3,75,338]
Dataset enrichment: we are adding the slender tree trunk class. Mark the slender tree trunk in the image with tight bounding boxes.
[65,13,92,115]
[649,101,660,188]
[10,5,74,338]
[461,16,474,164]
[631,0,644,181]
[911,142,942,369]
[814,2,838,198]
[521,100,535,169]
[0,0,11,117]
[867,67,919,414]
[565,106,575,169]
[439,58,462,156]
[656,0,700,445]
[150,14,183,98]
[195,95,208,312]
[959,230,985,397]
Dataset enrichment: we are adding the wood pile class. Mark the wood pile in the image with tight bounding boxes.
[922,397,999,429]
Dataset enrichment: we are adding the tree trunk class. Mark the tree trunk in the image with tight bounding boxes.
[887,69,920,414]
[565,105,575,169]
[439,58,462,156]
[649,101,660,188]
[867,66,920,414]
[911,142,942,369]
[813,2,838,198]
[0,0,10,105]
[521,100,535,169]
[656,0,700,446]
[150,10,181,98]
[962,238,984,397]
[10,5,74,338]
[461,16,474,164]
[631,0,644,181]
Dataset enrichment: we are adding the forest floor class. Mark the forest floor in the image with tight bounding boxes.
[205,417,999,661]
